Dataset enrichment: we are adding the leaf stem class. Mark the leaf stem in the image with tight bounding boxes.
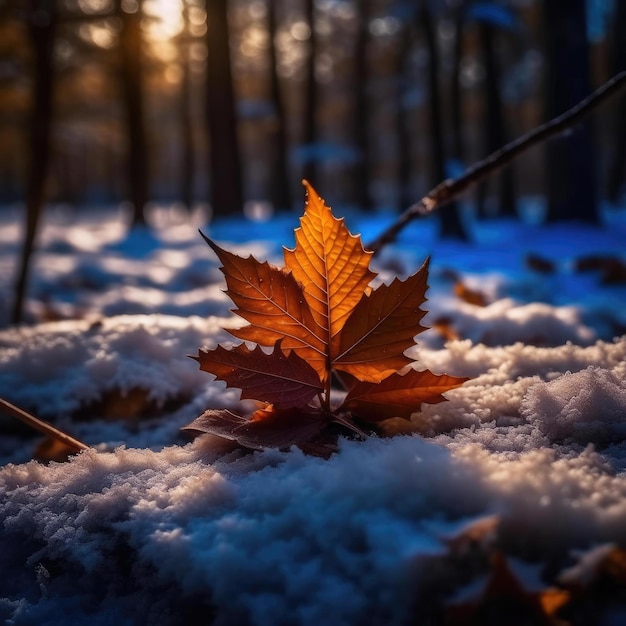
[0,396,90,454]
[321,375,332,414]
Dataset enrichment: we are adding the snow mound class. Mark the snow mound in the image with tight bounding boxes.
[0,314,233,419]
[1,330,626,625]
[410,337,626,447]
[521,366,626,444]
[427,298,597,347]
[2,435,626,625]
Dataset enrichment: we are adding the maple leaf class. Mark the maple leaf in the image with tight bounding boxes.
[333,262,430,382]
[200,234,327,374]
[183,407,327,450]
[193,340,323,409]
[340,368,470,422]
[185,181,468,453]
[283,180,376,378]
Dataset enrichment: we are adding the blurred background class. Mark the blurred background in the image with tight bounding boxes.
[0,0,624,227]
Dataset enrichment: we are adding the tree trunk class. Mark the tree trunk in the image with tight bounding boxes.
[302,0,318,185]
[352,0,373,210]
[450,2,465,166]
[420,5,466,239]
[11,0,57,324]
[116,0,149,227]
[267,0,292,211]
[179,0,195,212]
[205,0,243,216]
[607,0,626,204]
[395,22,413,211]
[543,0,597,223]
[477,20,516,217]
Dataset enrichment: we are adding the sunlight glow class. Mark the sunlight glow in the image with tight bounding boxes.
[144,0,183,42]
[77,0,114,14]
[79,21,117,48]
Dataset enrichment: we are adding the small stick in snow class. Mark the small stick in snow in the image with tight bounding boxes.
[368,70,626,254]
[0,397,90,454]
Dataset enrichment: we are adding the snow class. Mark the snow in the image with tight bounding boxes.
[1,202,626,624]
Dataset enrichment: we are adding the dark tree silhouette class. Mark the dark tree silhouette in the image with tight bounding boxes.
[352,0,373,210]
[450,0,466,171]
[115,0,149,227]
[369,71,626,254]
[267,0,292,211]
[205,0,243,216]
[302,0,318,186]
[543,0,598,223]
[395,19,413,211]
[178,0,196,212]
[476,13,516,217]
[12,0,58,324]
[607,0,626,204]
[419,4,466,239]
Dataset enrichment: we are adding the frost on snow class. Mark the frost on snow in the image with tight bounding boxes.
[1,207,626,624]
[1,329,626,625]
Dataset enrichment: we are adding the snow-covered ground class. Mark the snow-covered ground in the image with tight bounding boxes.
[1,200,626,625]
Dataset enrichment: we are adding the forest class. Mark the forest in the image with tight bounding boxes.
[1,0,625,218]
[1,1,626,625]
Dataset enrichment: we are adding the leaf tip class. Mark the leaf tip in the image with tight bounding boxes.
[198,229,211,246]
[301,179,318,202]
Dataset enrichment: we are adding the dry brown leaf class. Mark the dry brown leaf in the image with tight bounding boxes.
[525,253,556,273]
[340,368,469,422]
[193,340,323,409]
[431,316,461,342]
[186,181,469,451]
[334,260,430,382]
[182,406,327,450]
[34,436,79,463]
[443,515,501,556]
[445,552,571,626]
[454,280,488,307]
[283,180,376,369]
[201,234,327,376]
[574,254,626,284]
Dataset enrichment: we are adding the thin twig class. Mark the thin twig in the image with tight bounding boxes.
[368,70,626,254]
[0,397,90,453]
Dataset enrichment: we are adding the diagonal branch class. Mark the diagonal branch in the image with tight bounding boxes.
[0,397,90,454]
[368,70,626,254]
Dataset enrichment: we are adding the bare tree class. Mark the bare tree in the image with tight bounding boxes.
[115,0,150,227]
[352,0,373,210]
[205,0,243,216]
[11,0,58,324]
[419,3,466,239]
[607,0,626,204]
[475,11,516,217]
[543,0,598,223]
[395,19,413,211]
[302,0,318,185]
[267,0,292,211]
[369,71,626,254]
[450,0,465,170]
[178,0,196,212]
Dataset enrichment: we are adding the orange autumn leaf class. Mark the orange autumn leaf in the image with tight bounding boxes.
[283,182,376,374]
[183,406,327,450]
[334,259,430,382]
[340,368,469,421]
[193,340,323,409]
[186,181,469,453]
[201,234,327,375]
